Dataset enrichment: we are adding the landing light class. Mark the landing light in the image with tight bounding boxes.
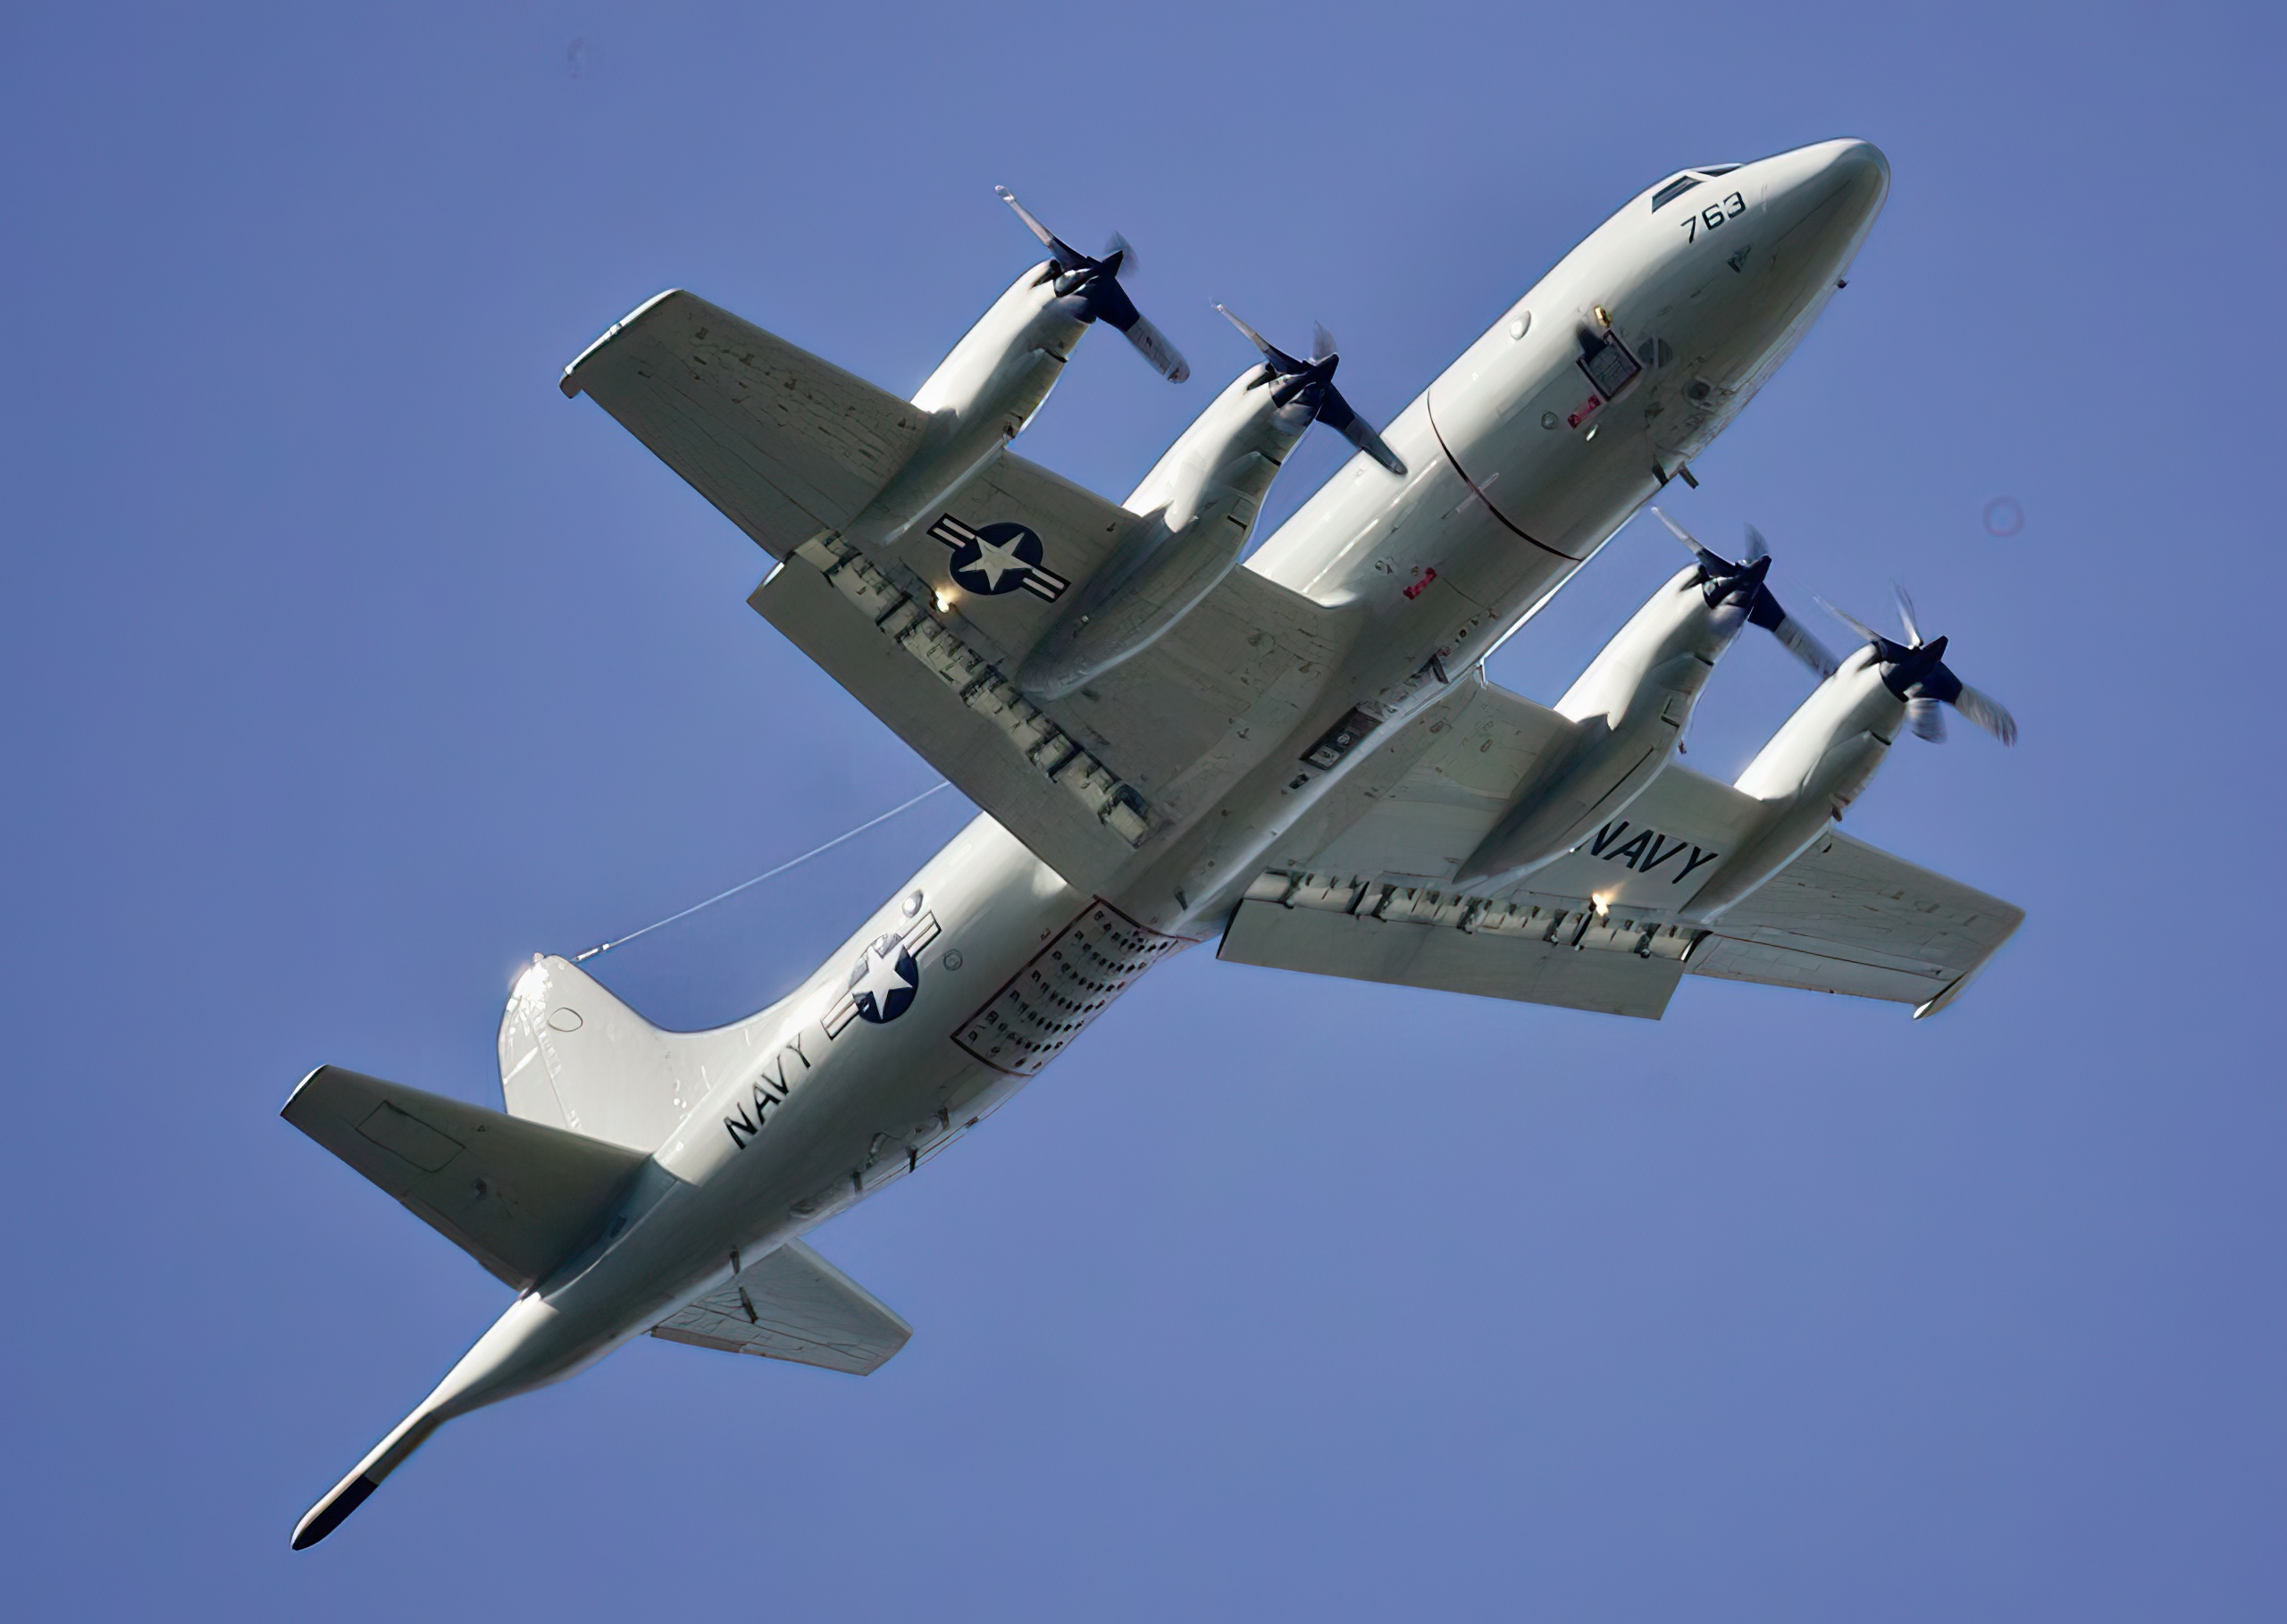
[1591,892,1613,918]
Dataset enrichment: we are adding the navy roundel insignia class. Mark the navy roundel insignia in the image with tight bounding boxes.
[847,933,920,1024]
[926,514,1069,603]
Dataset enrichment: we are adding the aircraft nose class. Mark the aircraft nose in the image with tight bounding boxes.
[1766,138,1890,233]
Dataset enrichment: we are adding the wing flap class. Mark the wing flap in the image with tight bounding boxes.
[652,1239,912,1376]
[282,1067,649,1290]
[562,290,931,557]
[1220,896,1681,1018]
[753,536,1152,892]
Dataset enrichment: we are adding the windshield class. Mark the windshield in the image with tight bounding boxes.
[1651,175,1701,211]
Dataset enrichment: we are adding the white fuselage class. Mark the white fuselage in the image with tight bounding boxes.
[415,139,1892,1430]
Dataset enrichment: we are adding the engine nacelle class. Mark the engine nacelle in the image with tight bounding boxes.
[1018,365,1319,699]
[1680,646,1906,920]
[1455,563,1753,890]
[846,264,1086,548]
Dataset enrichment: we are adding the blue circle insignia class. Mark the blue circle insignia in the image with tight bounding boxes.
[948,522,1043,596]
[847,932,920,1023]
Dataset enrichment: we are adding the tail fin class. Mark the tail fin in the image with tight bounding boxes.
[281,1067,648,1290]
[499,955,752,1152]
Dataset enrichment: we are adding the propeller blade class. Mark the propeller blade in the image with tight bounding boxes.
[1917,663,2017,746]
[1103,230,1136,280]
[1906,696,1948,742]
[994,186,1086,270]
[1033,247,1181,381]
[1650,506,1734,575]
[1742,522,1771,564]
[1215,304,1308,375]
[1110,306,1189,382]
[1217,307,1399,471]
[1892,582,1924,648]
[1816,595,1885,649]
[1311,322,1339,365]
[1313,383,1405,474]
[1950,682,2018,746]
[995,192,1185,381]
[1747,587,1840,677]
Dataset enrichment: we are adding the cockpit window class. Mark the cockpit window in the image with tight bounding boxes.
[1651,175,1701,212]
[1698,163,1742,176]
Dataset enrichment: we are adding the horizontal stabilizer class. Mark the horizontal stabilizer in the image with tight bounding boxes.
[282,1067,649,1290]
[653,1238,912,1375]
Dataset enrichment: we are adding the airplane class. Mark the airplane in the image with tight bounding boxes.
[284,138,2023,1548]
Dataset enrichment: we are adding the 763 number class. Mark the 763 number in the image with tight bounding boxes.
[1683,192,1747,241]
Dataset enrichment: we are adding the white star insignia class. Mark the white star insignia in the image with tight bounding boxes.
[966,532,1027,590]
[850,942,916,1011]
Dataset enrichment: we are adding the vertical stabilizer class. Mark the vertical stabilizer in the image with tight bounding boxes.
[498,957,758,1152]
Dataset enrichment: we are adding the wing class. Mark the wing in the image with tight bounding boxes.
[651,1238,913,1376]
[1682,833,2026,1016]
[563,289,1361,894]
[560,289,933,557]
[755,461,1353,891]
[1235,674,2023,1017]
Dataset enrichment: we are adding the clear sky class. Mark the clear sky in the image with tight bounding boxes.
[4,2,2282,1617]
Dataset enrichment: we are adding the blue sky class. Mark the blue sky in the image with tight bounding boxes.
[4,2,2283,1617]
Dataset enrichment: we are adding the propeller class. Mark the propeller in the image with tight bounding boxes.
[1650,509,1838,677]
[995,186,1189,382]
[1818,586,2018,745]
[1214,306,1406,474]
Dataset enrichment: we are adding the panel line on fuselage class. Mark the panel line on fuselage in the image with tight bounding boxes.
[1423,399,1584,564]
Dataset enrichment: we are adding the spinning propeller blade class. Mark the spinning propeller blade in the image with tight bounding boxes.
[1216,305,1405,474]
[1892,582,1925,649]
[1651,509,1838,677]
[995,187,1189,382]
[1819,590,2018,745]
